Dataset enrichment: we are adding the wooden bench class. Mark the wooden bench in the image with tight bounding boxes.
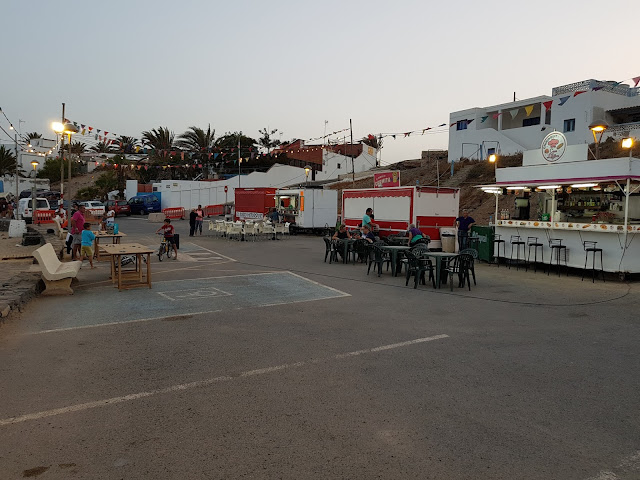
[32,243,82,295]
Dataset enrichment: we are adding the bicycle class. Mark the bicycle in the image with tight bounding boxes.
[157,234,175,261]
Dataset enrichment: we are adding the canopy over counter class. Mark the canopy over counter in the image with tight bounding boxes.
[477,137,640,274]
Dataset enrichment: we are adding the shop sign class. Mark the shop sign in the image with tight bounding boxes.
[374,171,400,188]
[237,211,262,219]
[541,131,567,163]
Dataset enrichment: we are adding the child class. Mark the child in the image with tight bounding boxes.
[156,218,178,260]
[80,222,96,268]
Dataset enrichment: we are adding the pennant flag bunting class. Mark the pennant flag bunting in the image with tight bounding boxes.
[480,116,488,123]
[492,112,502,119]
[467,119,474,125]
[573,90,586,97]
[593,86,604,91]
[634,76,640,87]
[524,105,534,117]
[558,96,570,106]
[543,101,553,111]
[404,132,411,137]
[438,123,446,127]
[104,131,108,136]
[510,108,519,119]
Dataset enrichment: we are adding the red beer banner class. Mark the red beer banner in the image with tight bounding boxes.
[374,171,400,188]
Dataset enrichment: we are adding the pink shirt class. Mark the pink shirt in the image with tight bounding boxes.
[71,211,85,235]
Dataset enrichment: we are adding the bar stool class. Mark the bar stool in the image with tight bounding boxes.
[582,241,604,283]
[509,235,526,270]
[493,234,505,267]
[548,238,568,276]
[526,236,544,273]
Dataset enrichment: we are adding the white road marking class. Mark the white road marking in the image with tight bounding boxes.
[0,335,449,427]
[186,242,236,262]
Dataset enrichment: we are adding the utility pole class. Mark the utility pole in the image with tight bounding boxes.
[238,133,241,188]
[350,119,354,186]
[60,103,65,201]
[14,133,19,214]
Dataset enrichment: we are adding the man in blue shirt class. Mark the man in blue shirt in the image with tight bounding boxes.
[455,209,475,250]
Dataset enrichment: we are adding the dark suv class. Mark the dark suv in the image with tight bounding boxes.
[105,199,131,216]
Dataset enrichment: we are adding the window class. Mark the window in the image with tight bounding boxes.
[337,163,341,169]
[456,120,468,131]
[545,110,551,125]
[563,118,576,132]
[487,148,496,156]
[522,117,541,127]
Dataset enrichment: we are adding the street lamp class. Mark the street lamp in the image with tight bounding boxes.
[622,137,634,158]
[487,155,498,223]
[30,160,39,219]
[589,120,609,159]
[52,121,79,220]
[304,165,311,187]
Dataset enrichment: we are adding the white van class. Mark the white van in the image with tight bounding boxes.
[18,197,51,223]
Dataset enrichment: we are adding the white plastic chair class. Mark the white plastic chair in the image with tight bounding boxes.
[262,223,276,240]
[227,223,243,241]
[274,223,286,239]
[243,223,257,241]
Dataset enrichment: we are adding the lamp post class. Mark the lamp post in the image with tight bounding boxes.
[304,165,311,187]
[52,121,78,220]
[589,120,609,160]
[488,154,498,222]
[30,160,39,220]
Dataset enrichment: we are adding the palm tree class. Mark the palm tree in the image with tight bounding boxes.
[142,127,175,162]
[0,145,17,176]
[90,142,115,153]
[142,127,174,151]
[24,132,42,144]
[116,135,139,154]
[68,141,87,154]
[175,125,216,152]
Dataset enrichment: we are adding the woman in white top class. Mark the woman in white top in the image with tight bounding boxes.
[106,207,116,226]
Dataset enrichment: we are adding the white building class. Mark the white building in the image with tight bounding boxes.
[448,79,640,162]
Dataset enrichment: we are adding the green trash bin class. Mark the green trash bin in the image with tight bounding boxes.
[471,225,494,263]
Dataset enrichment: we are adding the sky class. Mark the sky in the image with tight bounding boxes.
[1,0,637,165]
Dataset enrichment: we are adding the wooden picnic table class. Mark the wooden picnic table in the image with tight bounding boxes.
[92,231,127,261]
[101,243,153,291]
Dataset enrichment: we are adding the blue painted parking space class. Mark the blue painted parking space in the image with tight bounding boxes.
[27,272,349,334]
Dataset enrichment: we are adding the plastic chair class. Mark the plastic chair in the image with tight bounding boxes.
[323,237,338,263]
[444,253,473,291]
[459,248,477,285]
[582,241,604,283]
[404,250,435,289]
[367,244,391,277]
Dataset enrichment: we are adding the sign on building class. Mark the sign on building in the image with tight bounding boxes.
[374,171,400,188]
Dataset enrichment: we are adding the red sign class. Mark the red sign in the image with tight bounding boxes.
[374,171,400,188]
[224,186,228,193]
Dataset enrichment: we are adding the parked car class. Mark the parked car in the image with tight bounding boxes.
[18,197,51,223]
[105,199,131,216]
[19,189,47,199]
[77,200,105,215]
[128,194,161,215]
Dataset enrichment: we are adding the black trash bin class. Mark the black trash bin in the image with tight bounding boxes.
[174,233,180,249]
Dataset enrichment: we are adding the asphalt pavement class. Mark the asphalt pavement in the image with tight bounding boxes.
[1,216,639,479]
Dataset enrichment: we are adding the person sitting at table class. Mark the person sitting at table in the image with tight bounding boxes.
[407,223,425,245]
[361,224,376,243]
[332,224,351,241]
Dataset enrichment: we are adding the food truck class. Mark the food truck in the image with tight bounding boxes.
[275,188,338,234]
[341,186,460,249]
[480,132,640,277]
[234,187,276,221]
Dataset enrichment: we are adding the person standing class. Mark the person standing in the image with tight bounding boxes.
[189,208,197,236]
[455,209,475,251]
[80,222,96,269]
[195,205,204,235]
[106,205,116,229]
[362,208,373,229]
[269,207,279,223]
[70,204,86,260]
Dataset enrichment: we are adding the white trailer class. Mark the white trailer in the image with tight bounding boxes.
[275,188,338,234]
[342,186,460,248]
